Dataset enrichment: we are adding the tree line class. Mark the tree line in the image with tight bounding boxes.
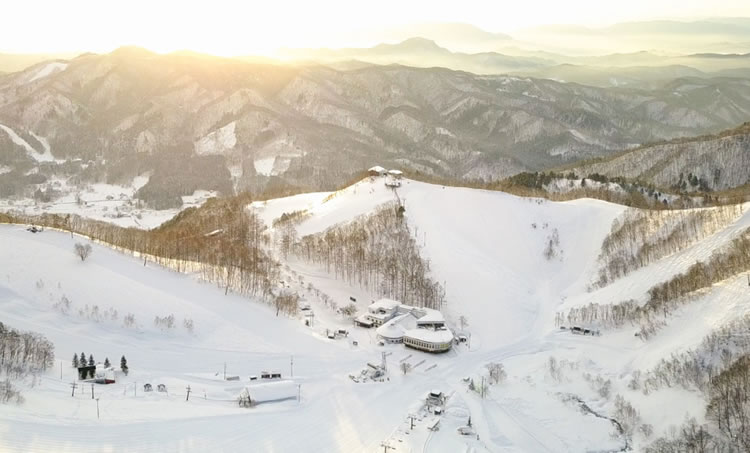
[3,195,280,303]
[0,322,54,382]
[287,201,445,309]
[564,226,750,337]
[640,322,750,452]
[593,204,744,288]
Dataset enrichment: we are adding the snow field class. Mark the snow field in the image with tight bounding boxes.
[2,177,748,451]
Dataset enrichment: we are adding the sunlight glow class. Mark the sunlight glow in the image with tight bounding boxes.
[2,0,750,55]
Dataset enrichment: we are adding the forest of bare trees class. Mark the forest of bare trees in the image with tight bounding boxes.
[642,353,750,451]
[564,225,750,337]
[630,315,750,451]
[593,204,743,288]
[288,202,445,309]
[2,195,280,303]
[0,322,54,380]
[0,321,55,405]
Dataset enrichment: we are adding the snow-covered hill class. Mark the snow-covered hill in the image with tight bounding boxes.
[2,177,749,452]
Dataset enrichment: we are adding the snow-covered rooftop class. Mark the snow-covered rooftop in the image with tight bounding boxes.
[368,165,386,173]
[376,313,418,340]
[369,298,401,312]
[416,309,445,324]
[404,327,454,344]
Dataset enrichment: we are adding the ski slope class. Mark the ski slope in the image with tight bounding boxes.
[2,177,749,452]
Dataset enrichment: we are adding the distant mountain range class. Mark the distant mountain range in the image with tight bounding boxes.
[2,47,750,207]
[280,38,750,88]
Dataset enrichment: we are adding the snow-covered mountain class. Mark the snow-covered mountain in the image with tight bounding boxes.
[2,177,749,451]
[568,122,750,193]
[4,48,750,208]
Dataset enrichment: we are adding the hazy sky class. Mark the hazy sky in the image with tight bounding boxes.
[3,0,750,55]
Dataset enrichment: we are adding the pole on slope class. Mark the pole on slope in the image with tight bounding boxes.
[91,383,95,399]
[134,382,137,397]
[380,441,395,453]
[70,382,77,397]
[291,355,294,378]
[96,398,100,419]
[186,385,191,402]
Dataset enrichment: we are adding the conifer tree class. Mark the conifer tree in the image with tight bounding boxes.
[79,352,87,367]
[104,357,110,368]
[88,354,94,366]
[120,355,128,375]
[72,353,78,368]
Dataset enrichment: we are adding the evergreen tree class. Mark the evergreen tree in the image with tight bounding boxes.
[120,355,128,375]
[88,354,94,366]
[79,352,87,367]
[72,353,78,368]
[104,357,110,368]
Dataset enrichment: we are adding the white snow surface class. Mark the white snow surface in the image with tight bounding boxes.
[0,124,56,162]
[28,62,68,82]
[194,121,236,155]
[0,177,216,230]
[2,177,749,452]
[253,156,276,176]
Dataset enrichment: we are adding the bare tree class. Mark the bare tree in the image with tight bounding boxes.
[400,362,412,375]
[340,303,358,319]
[74,243,93,262]
[273,291,299,317]
[486,362,507,384]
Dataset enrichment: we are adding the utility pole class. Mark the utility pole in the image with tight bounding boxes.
[91,383,95,399]
[70,382,77,397]
[290,355,294,378]
[297,384,301,403]
[186,385,191,402]
[95,398,100,419]
[408,414,416,430]
[381,352,387,372]
[380,441,395,453]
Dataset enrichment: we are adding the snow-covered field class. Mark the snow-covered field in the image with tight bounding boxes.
[0,176,216,229]
[2,177,748,452]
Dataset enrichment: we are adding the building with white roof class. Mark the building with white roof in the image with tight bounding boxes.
[359,299,454,352]
[368,165,387,176]
[376,312,419,344]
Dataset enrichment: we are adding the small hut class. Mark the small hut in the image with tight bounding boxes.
[144,383,153,392]
[368,165,387,177]
[157,384,167,393]
[77,365,96,380]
